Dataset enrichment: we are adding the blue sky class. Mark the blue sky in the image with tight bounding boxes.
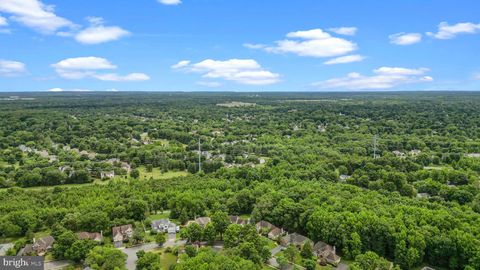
[0,0,479,92]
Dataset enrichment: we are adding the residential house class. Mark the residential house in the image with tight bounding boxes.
[392,150,406,158]
[112,224,133,246]
[18,236,55,256]
[101,171,115,179]
[186,217,211,228]
[421,267,435,270]
[268,227,284,240]
[255,220,276,233]
[167,223,179,234]
[313,241,341,266]
[409,149,422,156]
[77,232,103,242]
[417,193,430,199]
[229,215,249,226]
[339,175,351,182]
[151,219,179,233]
[151,219,170,232]
[280,233,312,248]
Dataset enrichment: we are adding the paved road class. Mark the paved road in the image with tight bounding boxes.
[44,260,72,270]
[268,245,284,269]
[120,243,159,270]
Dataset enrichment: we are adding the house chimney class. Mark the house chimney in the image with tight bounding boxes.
[333,246,336,255]
[101,230,103,237]
[33,238,36,244]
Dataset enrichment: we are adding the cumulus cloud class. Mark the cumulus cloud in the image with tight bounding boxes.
[74,17,130,44]
[93,73,150,82]
[0,59,27,76]
[52,57,149,81]
[427,22,480,39]
[0,15,7,26]
[312,67,433,90]
[158,0,182,5]
[0,0,75,34]
[329,27,357,36]
[389,32,422,45]
[173,59,280,85]
[246,28,357,58]
[323,54,365,65]
[47,87,93,92]
[243,43,267,49]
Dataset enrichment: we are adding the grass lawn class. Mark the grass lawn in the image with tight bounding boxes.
[138,166,189,180]
[161,252,178,269]
[149,248,178,269]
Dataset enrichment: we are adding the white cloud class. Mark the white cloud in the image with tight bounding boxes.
[173,59,280,85]
[0,0,74,34]
[158,0,182,5]
[312,67,433,90]
[47,87,63,92]
[52,56,116,70]
[389,32,422,45]
[329,27,357,36]
[93,73,150,82]
[323,54,365,65]
[196,81,222,88]
[427,22,480,39]
[52,57,149,81]
[473,72,480,80]
[171,60,190,69]
[47,87,93,92]
[0,15,7,26]
[243,43,267,49]
[74,17,130,44]
[247,28,357,58]
[0,59,27,76]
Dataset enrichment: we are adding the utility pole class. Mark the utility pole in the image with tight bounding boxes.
[198,137,202,173]
[373,134,378,159]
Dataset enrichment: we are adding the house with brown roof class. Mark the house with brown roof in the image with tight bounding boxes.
[186,217,211,228]
[280,233,312,248]
[18,236,55,256]
[255,220,275,233]
[112,224,133,246]
[229,215,249,226]
[268,227,284,240]
[77,232,103,242]
[313,241,341,266]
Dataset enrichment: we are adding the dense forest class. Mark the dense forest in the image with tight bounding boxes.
[0,92,479,270]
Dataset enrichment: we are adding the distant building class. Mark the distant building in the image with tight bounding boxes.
[101,171,115,179]
[18,236,55,256]
[280,233,312,248]
[186,217,211,228]
[313,241,341,266]
[151,219,179,233]
[229,215,249,226]
[77,232,103,242]
[255,220,276,233]
[112,225,133,246]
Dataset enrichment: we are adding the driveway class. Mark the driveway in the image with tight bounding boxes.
[120,243,159,270]
[120,233,186,270]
